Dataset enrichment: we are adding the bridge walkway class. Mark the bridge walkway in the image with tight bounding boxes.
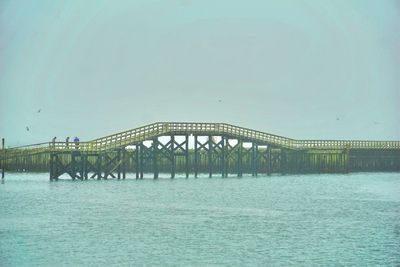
[1,122,399,160]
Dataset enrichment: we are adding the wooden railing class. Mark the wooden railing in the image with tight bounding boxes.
[1,122,400,160]
[0,142,50,159]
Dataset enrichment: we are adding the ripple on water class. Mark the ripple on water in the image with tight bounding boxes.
[0,172,399,266]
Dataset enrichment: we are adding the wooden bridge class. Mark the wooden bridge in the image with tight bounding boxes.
[1,122,399,180]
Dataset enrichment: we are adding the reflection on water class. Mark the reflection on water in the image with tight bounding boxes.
[1,172,399,266]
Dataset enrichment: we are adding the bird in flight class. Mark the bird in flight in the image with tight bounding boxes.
[26,126,30,131]
[37,109,41,113]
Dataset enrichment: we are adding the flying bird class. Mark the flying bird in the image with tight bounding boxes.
[26,126,30,131]
[37,109,41,113]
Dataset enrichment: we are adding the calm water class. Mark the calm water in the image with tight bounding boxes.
[1,172,399,266]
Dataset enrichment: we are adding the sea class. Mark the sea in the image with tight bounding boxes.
[1,172,399,266]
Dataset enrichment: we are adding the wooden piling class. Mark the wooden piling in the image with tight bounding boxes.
[208,135,212,178]
[1,138,4,179]
[221,137,226,177]
[237,140,243,177]
[251,142,257,176]
[267,146,271,176]
[49,153,54,181]
[97,154,102,180]
[139,143,144,179]
[171,135,175,178]
[122,150,126,179]
[153,139,158,179]
[135,145,139,179]
[185,135,189,178]
[194,135,198,178]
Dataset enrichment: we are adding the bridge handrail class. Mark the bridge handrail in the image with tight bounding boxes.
[295,139,400,149]
[2,142,50,150]
[156,122,295,147]
[0,142,51,160]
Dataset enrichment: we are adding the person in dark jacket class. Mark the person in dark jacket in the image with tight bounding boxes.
[74,136,79,149]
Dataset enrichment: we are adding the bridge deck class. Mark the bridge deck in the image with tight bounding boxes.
[1,122,400,160]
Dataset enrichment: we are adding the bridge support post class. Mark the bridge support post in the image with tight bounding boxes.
[139,143,144,179]
[68,152,75,180]
[1,138,4,179]
[170,135,175,178]
[73,153,83,180]
[83,154,88,180]
[267,146,271,176]
[344,147,350,173]
[122,150,126,179]
[80,155,84,180]
[194,135,198,178]
[237,140,243,177]
[117,150,121,179]
[55,154,58,180]
[251,142,258,176]
[79,154,84,180]
[221,136,226,177]
[135,145,139,179]
[185,135,189,178]
[97,154,102,180]
[1,158,3,179]
[281,149,287,175]
[208,135,212,178]
[49,153,54,181]
[153,138,159,179]
[70,153,77,180]
[49,153,60,181]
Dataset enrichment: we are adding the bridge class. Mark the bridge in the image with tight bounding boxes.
[1,122,399,180]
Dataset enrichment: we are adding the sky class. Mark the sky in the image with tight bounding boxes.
[0,0,399,146]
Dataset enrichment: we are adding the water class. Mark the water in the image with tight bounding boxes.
[1,173,399,266]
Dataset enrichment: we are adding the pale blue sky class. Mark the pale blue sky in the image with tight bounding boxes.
[0,0,399,146]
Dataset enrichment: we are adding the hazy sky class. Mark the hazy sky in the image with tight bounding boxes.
[1,0,399,146]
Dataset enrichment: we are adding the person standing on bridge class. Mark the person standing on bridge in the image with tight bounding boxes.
[74,136,79,150]
[52,136,56,149]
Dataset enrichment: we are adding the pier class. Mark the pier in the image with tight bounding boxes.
[1,122,399,180]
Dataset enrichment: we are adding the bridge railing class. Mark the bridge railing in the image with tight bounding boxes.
[89,122,165,151]
[163,123,400,149]
[0,142,50,160]
[156,122,295,148]
[166,122,219,134]
[296,140,400,149]
[220,123,295,148]
[53,122,400,151]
